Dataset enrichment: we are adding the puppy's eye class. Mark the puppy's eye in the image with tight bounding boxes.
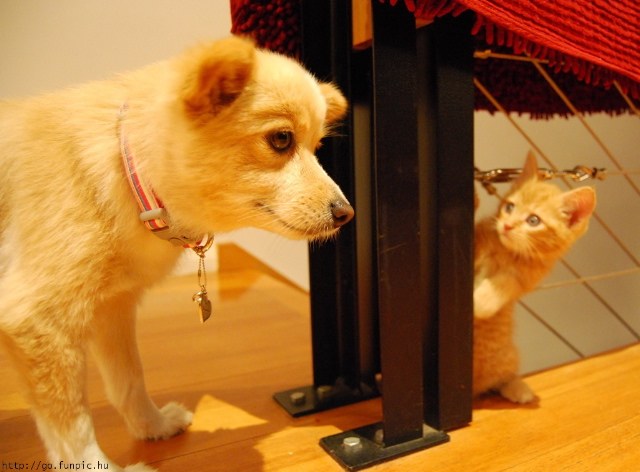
[504,202,515,213]
[526,214,541,226]
[268,130,294,153]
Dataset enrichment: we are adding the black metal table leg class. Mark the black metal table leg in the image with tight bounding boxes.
[275,1,474,468]
[422,12,475,431]
[273,0,380,417]
[368,0,430,447]
[320,2,466,469]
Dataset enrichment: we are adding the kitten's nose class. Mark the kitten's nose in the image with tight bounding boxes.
[503,223,513,232]
[330,199,354,228]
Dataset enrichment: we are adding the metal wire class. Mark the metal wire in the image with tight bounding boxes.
[530,60,640,198]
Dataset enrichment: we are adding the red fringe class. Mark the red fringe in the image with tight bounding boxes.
[382,0,640,108]
[470,13,640,102]
[230,0,300,57]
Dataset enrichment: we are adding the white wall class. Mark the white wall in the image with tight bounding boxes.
[217,229,311,290]
[0,1,232,97]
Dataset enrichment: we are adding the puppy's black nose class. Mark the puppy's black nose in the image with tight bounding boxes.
[331,200,354,227]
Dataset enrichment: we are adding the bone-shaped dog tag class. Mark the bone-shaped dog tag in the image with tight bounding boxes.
[193,290,212,323]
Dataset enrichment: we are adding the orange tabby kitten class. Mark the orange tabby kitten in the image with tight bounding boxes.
[473,152,596,403]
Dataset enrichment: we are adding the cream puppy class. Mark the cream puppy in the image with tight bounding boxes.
[0,36,352,471]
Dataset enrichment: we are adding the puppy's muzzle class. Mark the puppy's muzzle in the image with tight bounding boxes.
[330,199,354,228]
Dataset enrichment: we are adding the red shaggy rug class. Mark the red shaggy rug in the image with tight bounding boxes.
[230,0,640,117]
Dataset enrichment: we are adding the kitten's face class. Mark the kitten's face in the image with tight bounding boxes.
[496,180,581,259]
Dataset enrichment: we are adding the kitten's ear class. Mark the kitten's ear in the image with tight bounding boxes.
[514,151,539,187]
[180,36,255,117]
[319,82,348,125]
[561,187,597,233]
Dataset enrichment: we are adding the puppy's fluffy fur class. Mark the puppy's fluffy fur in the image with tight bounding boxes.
[0,37,351,471]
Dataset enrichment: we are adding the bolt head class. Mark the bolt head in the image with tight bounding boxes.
[342,436,362,450]
[289,391,306,406]
[316,385,333,401]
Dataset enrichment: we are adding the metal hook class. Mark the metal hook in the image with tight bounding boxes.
[475,165,607,184]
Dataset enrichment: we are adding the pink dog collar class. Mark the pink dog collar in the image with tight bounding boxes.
[118,104,210,248]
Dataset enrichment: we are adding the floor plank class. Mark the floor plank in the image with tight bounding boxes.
[1,244,639,471]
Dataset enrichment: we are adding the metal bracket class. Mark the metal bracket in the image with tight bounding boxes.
[320,423,449,471]
[273,379,378,417]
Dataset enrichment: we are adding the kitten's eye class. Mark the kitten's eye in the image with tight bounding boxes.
[504,202,515,213]
[268,130,294,153]
[526,214,541,226]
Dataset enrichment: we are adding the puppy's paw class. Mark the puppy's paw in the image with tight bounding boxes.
[124,463,157,472]
[500,377,536,404]
[128,402,193,440]
[146,402,193,440]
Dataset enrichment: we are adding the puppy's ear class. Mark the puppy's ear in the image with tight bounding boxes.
[180,36,255,116]
[319,82,348,125]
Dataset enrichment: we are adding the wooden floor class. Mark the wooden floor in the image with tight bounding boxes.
[1,244,639,471]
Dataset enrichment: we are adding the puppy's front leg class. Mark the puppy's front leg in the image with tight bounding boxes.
[1,314,138,470]
[90,293,192,440]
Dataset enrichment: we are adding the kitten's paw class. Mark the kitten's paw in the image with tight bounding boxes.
[124,463,157,472]
[500,377,536,404]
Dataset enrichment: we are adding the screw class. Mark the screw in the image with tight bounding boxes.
[374,429,384,445]
[316,385,333,401]
[342,436,362,451]
[289,391,306,406]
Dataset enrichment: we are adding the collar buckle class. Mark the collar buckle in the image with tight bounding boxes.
[120,103,209,249]
[139,208,202,247]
